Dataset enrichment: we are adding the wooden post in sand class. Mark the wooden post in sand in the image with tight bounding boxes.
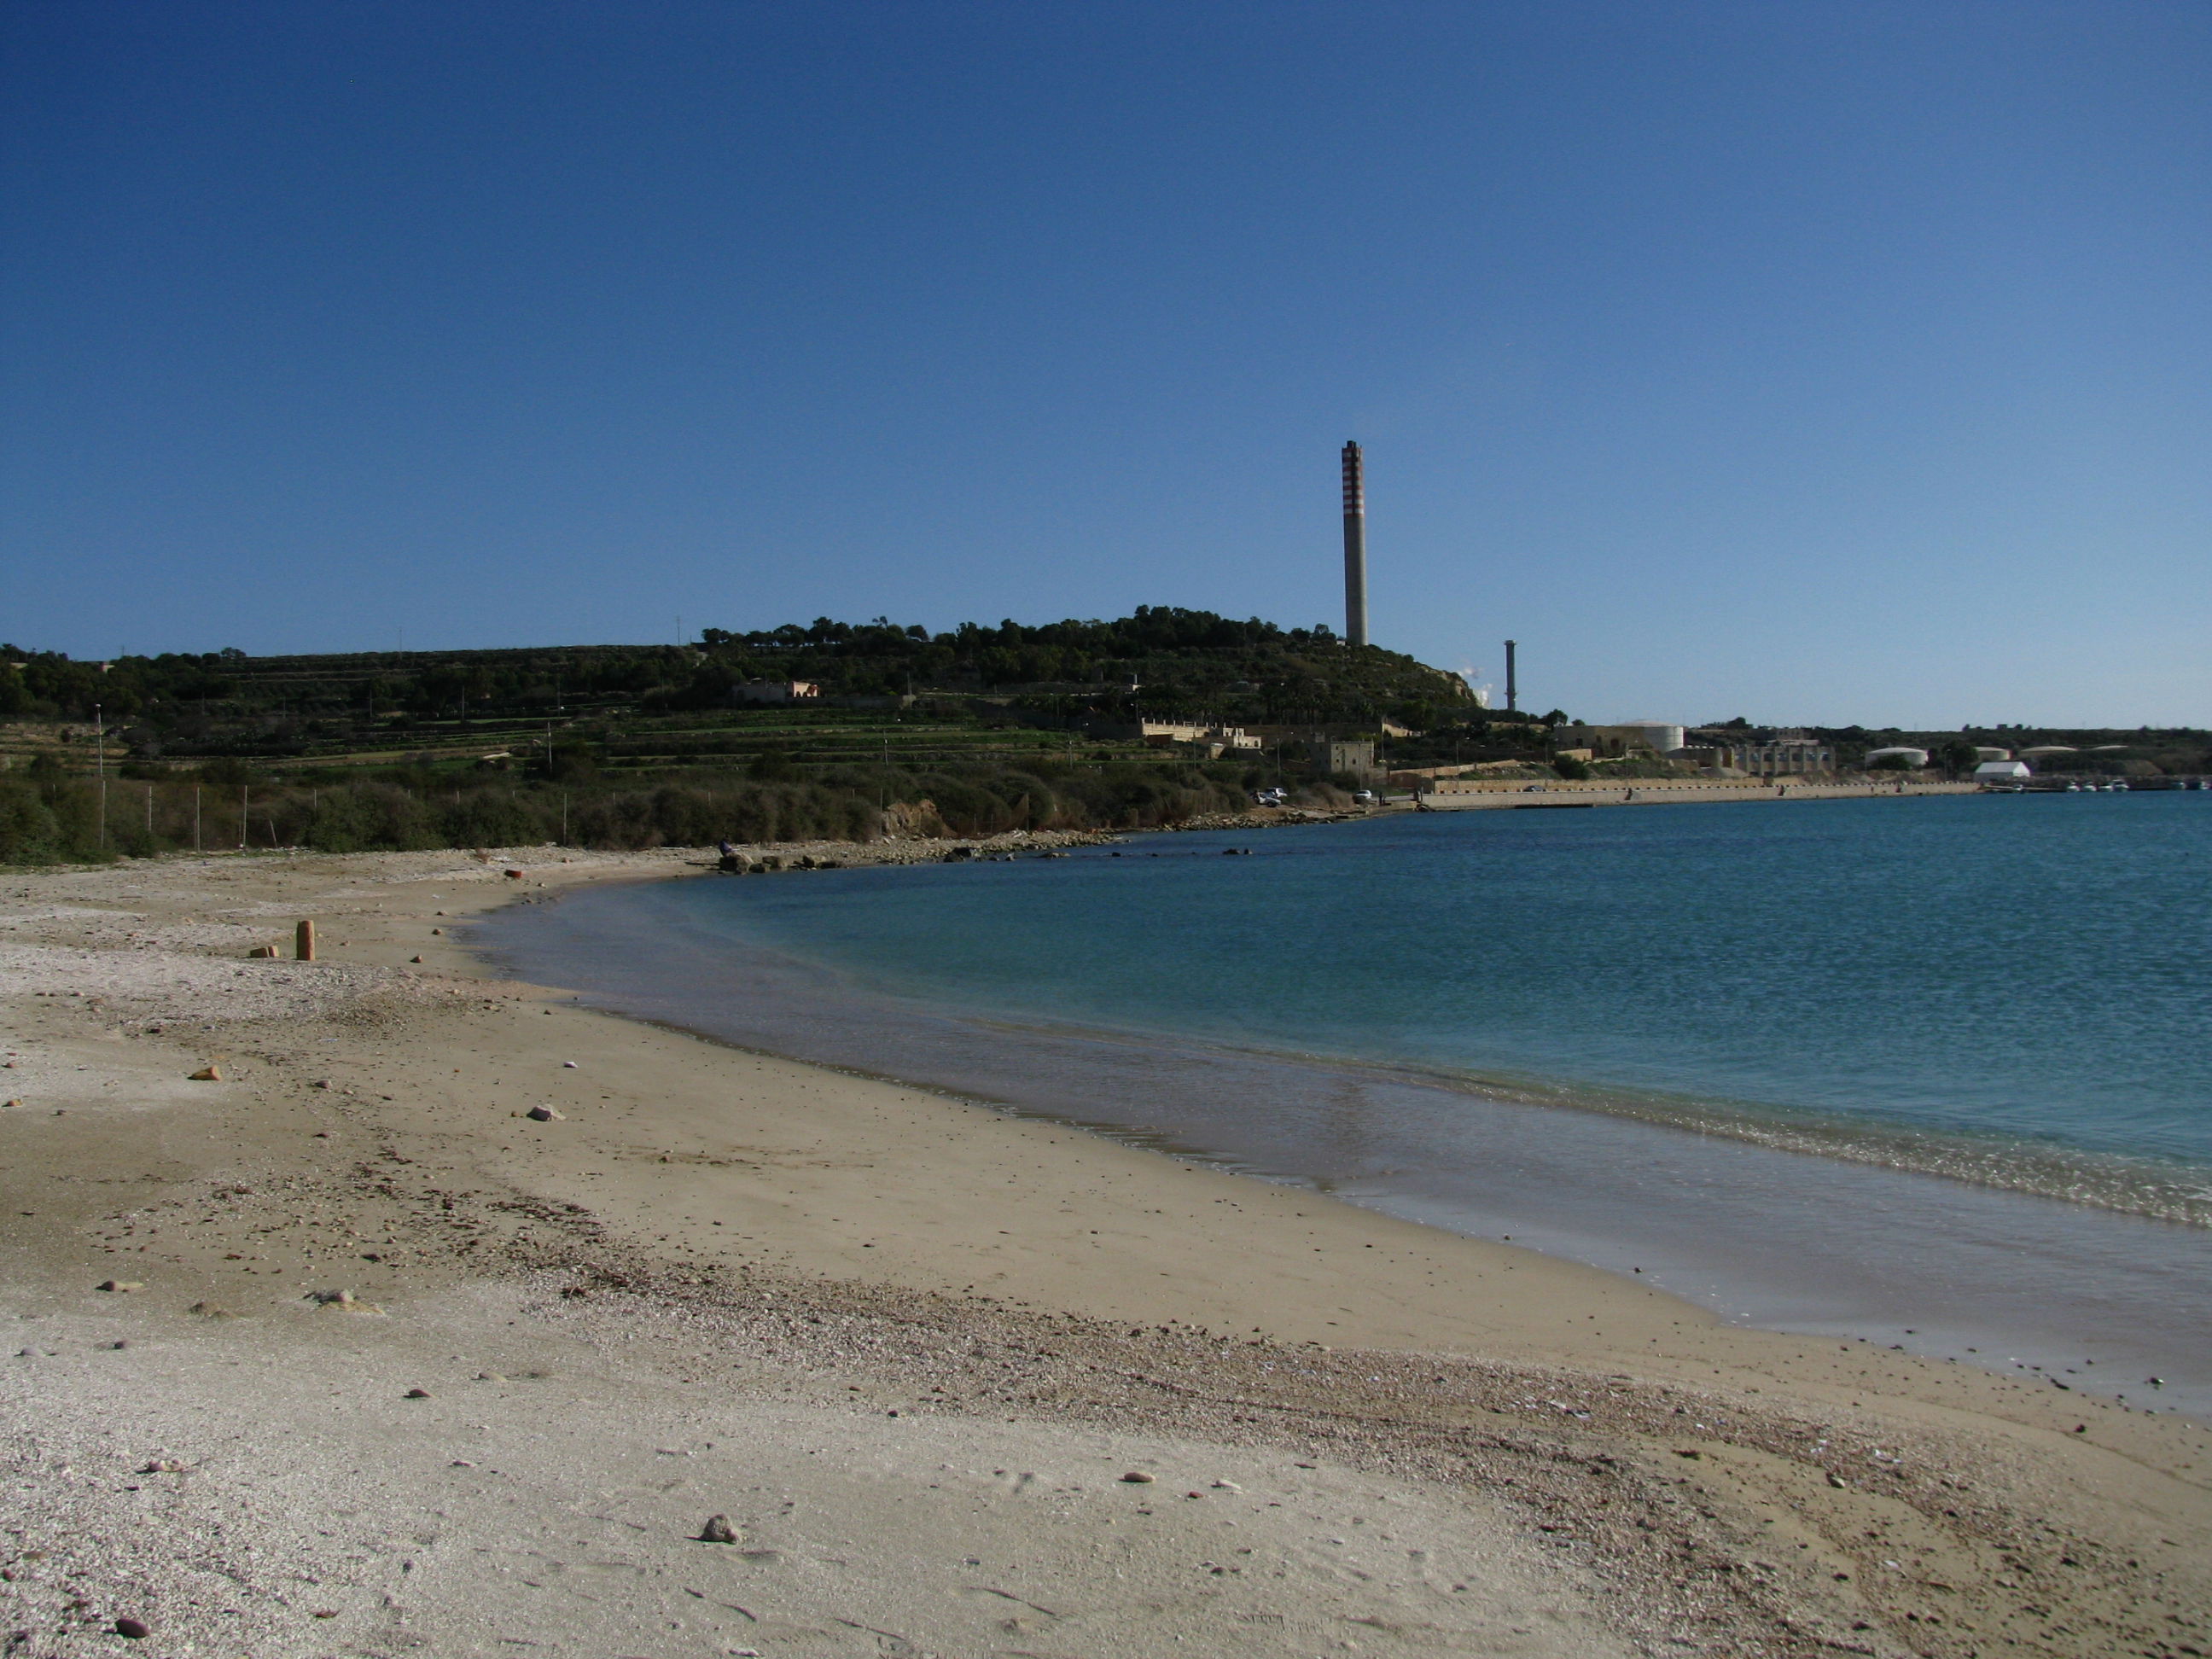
[295,919,316,962]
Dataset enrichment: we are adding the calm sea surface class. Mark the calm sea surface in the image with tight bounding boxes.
[480,792,2212,1416]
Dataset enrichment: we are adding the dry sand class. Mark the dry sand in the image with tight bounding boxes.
[0,841,2206,1658]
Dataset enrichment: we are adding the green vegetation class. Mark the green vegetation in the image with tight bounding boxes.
[0,609,1457,864]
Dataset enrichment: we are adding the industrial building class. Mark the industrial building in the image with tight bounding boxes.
[1551,722,1688,759]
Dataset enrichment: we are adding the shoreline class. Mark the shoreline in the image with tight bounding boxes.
[2,843,2208,1656]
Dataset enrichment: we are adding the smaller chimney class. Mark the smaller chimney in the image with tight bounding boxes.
[1505,640,1517,713]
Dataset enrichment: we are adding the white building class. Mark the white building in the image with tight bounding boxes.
[1975,760,2032,783]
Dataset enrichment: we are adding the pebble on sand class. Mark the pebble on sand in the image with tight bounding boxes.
[1120,1471,1155,1484]
[526,1104,564,1121]
[113,1617,150,1639]
[404,1388,431,1399]
[188,1065,223,1082]
[96,1280,144,1293]
[698,1514,741,1544]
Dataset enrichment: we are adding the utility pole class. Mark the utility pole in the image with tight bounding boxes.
[94,705,108,848]
[240,784,248,851]
[194,786,201,853]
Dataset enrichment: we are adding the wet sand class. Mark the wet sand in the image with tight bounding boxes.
[1,841,2206,1657]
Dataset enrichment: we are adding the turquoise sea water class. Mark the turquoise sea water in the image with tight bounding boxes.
[482,791,2212,1413]
[707,793,2212,1207]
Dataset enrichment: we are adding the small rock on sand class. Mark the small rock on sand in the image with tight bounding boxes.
[698,1514,740,1544]
[526,1104,563,1121]
[114,1616,150,1639]
[97,1280,143,1293]
[1120,1471,1155,1484]
[188,1064,222,1081]
[404,1387,431,1399]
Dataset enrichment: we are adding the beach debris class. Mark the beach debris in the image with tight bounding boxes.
[1119,1471,1155,1484]
[113,1616,150,1639]
[138,1458,187,1474]
[1826,1472,1848,1488]
[1211,1479,1242,1492]
[3,1099,19,1109]
[109,1339,130,1350]
[562,1060,578,1068]
[96,1280,143,1293]
[404,1387,431,1399]
[245,944,279,958]
[307,1289,386,1313]
[697,1514,741,1544]
[186,1301,232,1318]
[526,1104,564,1121]
[410,955,424,963]
[312,1079,331,1089]
[188,1064,223,1081]
[504,869,525,879]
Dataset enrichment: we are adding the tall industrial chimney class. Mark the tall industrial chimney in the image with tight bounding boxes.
[1505,639,1517,712]
[1341,441,1368,647]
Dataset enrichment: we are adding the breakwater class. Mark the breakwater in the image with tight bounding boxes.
[1417,778,1979,810]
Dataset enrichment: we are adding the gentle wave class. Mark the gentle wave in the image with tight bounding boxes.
[942,1009,2212,1230]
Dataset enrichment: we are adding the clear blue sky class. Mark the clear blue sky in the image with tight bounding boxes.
[4,1,2206,727]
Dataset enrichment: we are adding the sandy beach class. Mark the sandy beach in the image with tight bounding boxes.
[1,841,2206,1658]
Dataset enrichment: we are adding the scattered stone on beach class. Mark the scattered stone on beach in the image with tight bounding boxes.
[113,1617,150,1639]
[504,869,525,879]
[139,1458,187,1474]
[312,1079,331,1089]
[526,1104,563,1121]
[1827,1472,1848,1488]
[188,1064,222,1081]
[108,1339,130,1350]
[1120,1471,1155,1484]
[404,1387,431,1399]
[2,1099,19,1109]
[698,1514,741,1544]
[245,944,279,958]
[409,955,424,963]
[96,1280,143,1293]
[187,1301,232,1318]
